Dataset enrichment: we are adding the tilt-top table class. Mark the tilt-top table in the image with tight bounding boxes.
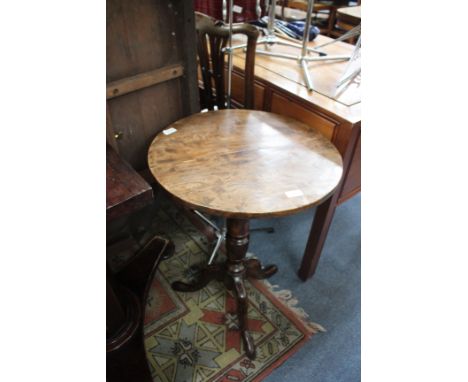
[148,109,343,359]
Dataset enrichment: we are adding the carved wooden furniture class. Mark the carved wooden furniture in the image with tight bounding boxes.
[148,109,343,359]
[106,0,199,171]
[224,33,360,280]
[196,12,259,110]
[106,145,173,382]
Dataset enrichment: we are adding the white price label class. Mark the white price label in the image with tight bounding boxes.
[162,127,177,135]
[285,189,304,198]
[232,5,243,14]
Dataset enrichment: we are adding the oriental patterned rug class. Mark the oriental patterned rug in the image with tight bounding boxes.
[142,201,324,382]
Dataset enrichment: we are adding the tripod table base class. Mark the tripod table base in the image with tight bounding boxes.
[171,218,278,360]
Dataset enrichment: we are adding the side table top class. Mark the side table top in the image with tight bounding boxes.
[148,110,343,218]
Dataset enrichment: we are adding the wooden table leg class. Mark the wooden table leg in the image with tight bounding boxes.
[171,217,278,360]
[225,218,256,359]
[298,193,339,281]
[298,123,361,281]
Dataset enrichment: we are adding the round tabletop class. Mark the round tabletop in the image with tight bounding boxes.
[148,109,343,218]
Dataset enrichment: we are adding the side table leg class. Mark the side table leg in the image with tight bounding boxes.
[225,218,256,359]
[172,264,224,292]
[246,258,278,279]
[298,195,338,281]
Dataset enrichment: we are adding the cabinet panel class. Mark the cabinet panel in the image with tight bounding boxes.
[270,92,336,140]
[339,132,361,202]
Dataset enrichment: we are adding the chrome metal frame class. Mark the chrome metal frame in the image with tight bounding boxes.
[335,34,361,89]
[227,0,361,92]
[226,0,235,108]
[193,210,226,265]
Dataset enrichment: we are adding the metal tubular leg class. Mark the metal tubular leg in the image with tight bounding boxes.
[207,230,225,265]
[303,55,349,62]
[222,0,228,23]
[193,210,220,233]
[255,0,262,19]
[266,0,275,36]
[301,0,315,57]
[228,0,361,71]
[227,0,234,108]
[313,25,361,50]
[301,59,313,90]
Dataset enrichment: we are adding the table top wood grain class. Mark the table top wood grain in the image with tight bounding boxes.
[148,110,343,218]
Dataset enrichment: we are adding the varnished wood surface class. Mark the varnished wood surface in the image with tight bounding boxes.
[148,110,343,218]
[106,63,184,100]
[106,145,153,221]
[231,34,360,122]
[337,5,361,23]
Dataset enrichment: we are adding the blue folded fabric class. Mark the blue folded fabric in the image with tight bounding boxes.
[249,18,320,41]
[285,21,320,41]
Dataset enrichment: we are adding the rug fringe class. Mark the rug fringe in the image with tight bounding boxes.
[263,280,326,334]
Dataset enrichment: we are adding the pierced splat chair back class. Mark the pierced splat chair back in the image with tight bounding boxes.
[195,12,259,110]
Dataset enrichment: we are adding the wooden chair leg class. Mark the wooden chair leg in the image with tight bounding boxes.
[298,194,339,281]
[326,7,337,36]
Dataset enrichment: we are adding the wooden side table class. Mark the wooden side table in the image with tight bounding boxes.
[148,109,343,359]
